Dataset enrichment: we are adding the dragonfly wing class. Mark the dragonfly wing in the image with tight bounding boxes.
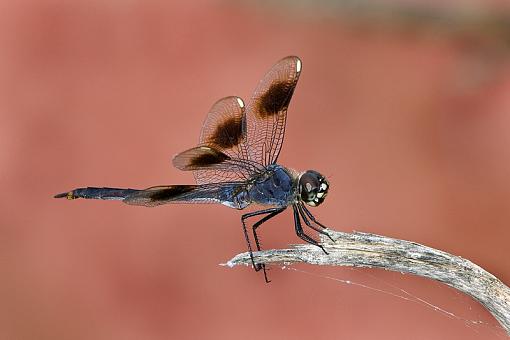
[244,56,302,166]
[173,56,302,184]
[199,96,248,160]
[173,97,265,185]
[123,183,248,208]
[173,145,262,184]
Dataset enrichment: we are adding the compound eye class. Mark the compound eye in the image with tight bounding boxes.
[305,182,316,194]
[317,182,328,198]
[299,170,329,207]
[299,172,320,204]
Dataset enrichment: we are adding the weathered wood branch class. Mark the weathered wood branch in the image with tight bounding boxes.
[225,229,510,335]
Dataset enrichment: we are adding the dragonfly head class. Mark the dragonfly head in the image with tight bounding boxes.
[298,170,329,207]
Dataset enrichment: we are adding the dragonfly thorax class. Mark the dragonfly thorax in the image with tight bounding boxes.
[298,170,329,207]
[246,164,295,207]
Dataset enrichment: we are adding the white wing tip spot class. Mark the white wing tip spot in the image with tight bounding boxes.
[296,59,302,73]
[236,97,244,108]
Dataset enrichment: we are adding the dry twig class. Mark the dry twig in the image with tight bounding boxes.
[226,229,510,335]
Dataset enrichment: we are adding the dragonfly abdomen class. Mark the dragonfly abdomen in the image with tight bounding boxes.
[54,187,139,201]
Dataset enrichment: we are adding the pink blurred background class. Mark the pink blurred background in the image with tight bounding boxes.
[1,1,510,339]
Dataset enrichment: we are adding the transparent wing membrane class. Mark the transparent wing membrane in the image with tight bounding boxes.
[244,56,301,166]
[172,57,302,185]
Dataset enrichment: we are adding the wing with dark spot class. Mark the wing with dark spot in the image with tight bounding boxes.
[174,146,231,170]
[123,185,200,206]
[244,56,301,165]
[172,57,301,184]
[144,185,196,201]
[173,146,261,184]
[199,96,247,157]
[122,183,247,207]
[173,96,264,185]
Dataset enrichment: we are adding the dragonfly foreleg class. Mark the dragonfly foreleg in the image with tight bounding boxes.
[292,205,328,254]
[297,203,334,242]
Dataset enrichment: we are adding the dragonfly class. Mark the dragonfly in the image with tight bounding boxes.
[55,56,332,282]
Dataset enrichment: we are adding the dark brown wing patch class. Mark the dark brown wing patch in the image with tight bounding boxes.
[175,96,254,185]
[256,80,295,118]
[189,148,230,167]
[146,185,196,201]
[173,146,231,171]
[244,56,302,165]
[123,185,201,206]
[200,96,246,154]
[208,116,244,148]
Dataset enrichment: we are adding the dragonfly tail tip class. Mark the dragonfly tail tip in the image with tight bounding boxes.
[54,191,74,200]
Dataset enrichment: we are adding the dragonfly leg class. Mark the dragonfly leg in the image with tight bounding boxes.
[241,207,285,283]
[292,205,328,255]
[251,208,286,282]
[298,203,334,242]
